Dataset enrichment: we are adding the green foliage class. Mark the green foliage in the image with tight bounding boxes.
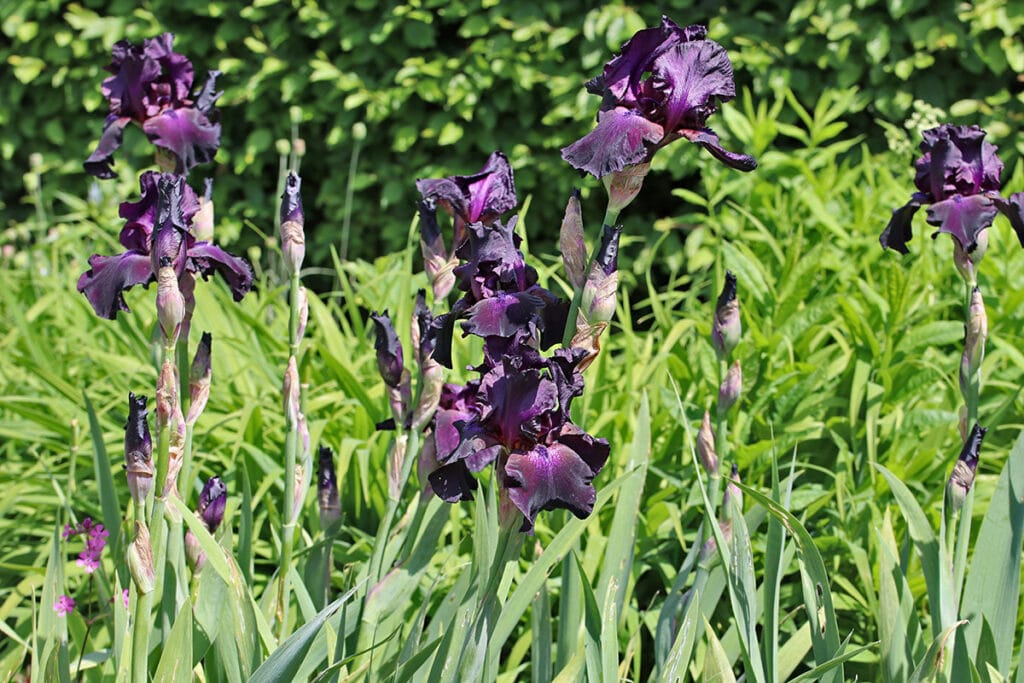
[2,1,1022,270]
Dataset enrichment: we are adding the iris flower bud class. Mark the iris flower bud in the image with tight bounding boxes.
[124,393,154,509]
[156,358,179,434]
[317,446,341,529]
[370,311,404,388]
[953,229,988,285]
[419,201,456,301]
[718,360,742,414]
[948,423,986,511]
[723,463,743,515]
[186,332,212,426]
[156,258,185,343]
[580,224,622,326]
[712,271,741,359]
[603,162,650,215]
[559,190,587,290]
[279,172,305,275]
[696,410,718,476]
[197,476,228,532]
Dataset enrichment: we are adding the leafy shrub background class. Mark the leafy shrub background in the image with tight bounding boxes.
[3,0,1022,270]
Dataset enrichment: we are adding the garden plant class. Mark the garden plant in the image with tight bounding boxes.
[3,5,1024,683]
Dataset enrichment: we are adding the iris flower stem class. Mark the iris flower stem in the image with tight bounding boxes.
[133,335,178,681]
[953,280,982,606]
[561,205,621,348]
[277,267,303,638]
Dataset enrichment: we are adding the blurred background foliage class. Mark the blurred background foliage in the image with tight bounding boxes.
[2,0,1023,279]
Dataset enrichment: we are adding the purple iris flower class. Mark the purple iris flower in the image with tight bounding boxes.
[77,172,253,319]
[881,124,1024,254]
[428,347,609,532]
[562,17,756,178]
[85,33,221,178]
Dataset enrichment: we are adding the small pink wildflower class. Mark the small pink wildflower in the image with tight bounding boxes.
[54,595,75,616]
[66,517,109,574]
[122,588,130,608]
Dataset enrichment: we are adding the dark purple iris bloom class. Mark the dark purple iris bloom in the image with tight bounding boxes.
[77,172,253,319]
[881,124,1024,254]
[562,17,756,178]
[197,476,227,532]
[429,347,608,532]
[416,151,517,228]
[85,33,221,178]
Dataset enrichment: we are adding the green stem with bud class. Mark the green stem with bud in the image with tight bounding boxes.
[277,267,303,638]
[953,280,982,603]
[562,205,621,348]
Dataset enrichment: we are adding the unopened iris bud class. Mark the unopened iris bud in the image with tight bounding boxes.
[960,287,987,390]
[317,445,341,529]
[279,172,305,274]
[283,355,300,425]
[718,360,742,414]
[128,521,155,594]
[370,311,404,388]
[953,229,988,285]
[712,271,741,359]
[948,423,986,511]
[124,393,154,508]
[156,258,185,343]
[580,224,622,325]
[197,476,227,532]
[559,190,587,290]
[186,332,212,426]
[603,162,650,215]
[696,410,718,476]
[419,201,455,301]
[193,178,215,242]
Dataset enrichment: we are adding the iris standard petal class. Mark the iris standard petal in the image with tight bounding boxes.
[653,40,736,135]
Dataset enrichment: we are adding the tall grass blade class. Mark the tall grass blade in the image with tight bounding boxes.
[249,594,349,682]
[84,391,122,568]
[153,597,193,683]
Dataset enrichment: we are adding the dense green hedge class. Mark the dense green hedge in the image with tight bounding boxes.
[3,0,1022,267]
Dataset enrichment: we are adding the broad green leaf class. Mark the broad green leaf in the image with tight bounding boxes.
[960,431,1024,676]
[908,620,966,683]
[153,598,193,683]
[249,594,349,683]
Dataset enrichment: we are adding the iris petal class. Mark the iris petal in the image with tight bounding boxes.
[926,194,998,252]
[561,107,664,178]
[186,241,255,302]
[77,250,155,319]
[143,107,221,174]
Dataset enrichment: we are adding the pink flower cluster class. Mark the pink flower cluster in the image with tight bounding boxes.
[54,594,76,616]
[63,517,109,574]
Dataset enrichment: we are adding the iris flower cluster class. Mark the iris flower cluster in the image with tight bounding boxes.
[376,153,610,532]
[85,33,221,178]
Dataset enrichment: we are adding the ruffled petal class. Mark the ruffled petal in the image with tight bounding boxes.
[84,115,130,179]
[652,40,736,134]
[504,442,600,532]
[461,291,544,339]
[186,240,254,301]
[879,197,924,254]
[143,107,221,173]
[561,107,664,179]
[926,194,997,252]
[992,191,1024,248]
[77,250,154,319]
[416,151,516,225]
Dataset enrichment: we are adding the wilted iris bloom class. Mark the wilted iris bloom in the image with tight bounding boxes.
[125,392,154,508]
[881,124,1024,255]
[948,423,986,511]
[428,347,609,532]
[78,172,253,319]
[562,17,756,179]
[317,446,341,528]
[85,33,221,177]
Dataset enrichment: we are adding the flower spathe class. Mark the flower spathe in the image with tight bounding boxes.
[880,124,1024,255]
[77,172,253,319]
[562,17,756,178]
[85,33,221,177]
